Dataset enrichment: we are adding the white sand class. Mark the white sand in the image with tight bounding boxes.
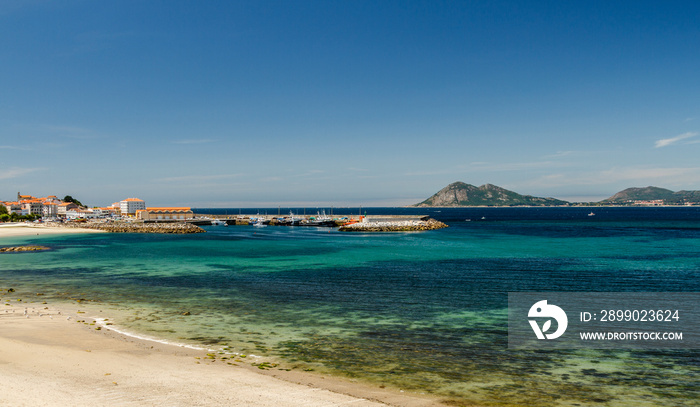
[0,222,105,238]
[0,301,441,407]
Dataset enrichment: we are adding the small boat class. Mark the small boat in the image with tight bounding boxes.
[210,219,227,226]
[588,212,595,217]
[249,213,270,226]
[252,218,268,227]
[300,211,335,227]
[300,219,335,227]
[277,211,303,226]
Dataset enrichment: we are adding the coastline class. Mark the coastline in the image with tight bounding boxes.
[0,222,106,238]
[0,297,442,407]
[407,204,700,208]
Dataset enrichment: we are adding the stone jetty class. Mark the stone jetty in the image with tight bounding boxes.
[339,218,447,232]
[48,221,205,234]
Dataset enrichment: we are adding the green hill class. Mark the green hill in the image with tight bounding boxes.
[601,186,700,204]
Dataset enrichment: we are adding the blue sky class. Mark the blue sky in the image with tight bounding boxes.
[1,0,699,207]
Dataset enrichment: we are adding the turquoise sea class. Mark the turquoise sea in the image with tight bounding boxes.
[1,207,698,406]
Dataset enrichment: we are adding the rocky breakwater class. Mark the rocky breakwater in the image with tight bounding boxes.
[339,218,448,232]
[52,222,205,234]
[0,245,51,253]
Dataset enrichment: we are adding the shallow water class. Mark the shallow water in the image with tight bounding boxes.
[1,207,698,406]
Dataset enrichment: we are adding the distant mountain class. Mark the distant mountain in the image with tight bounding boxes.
[414,182,569,207]
[602,186,700,204]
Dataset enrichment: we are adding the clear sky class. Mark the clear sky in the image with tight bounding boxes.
[2,0,699,207]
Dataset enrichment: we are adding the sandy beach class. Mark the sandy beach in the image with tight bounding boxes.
[0,222,106,237]
[0,298,441,407]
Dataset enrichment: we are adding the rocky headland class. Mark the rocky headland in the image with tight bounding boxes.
[415,182,568,207]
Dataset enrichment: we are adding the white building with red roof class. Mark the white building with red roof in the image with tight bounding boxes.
[57,202,79,216]
[120,198,146,216]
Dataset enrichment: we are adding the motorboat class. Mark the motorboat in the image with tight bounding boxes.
[277,211,303,226]
[252,218,268,227]
[300,211,335,227]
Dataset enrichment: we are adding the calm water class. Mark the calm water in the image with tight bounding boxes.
[1,207,699,406]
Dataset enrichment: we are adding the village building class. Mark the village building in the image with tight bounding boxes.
[21,199,43,216]
[65,208,99,220]
[42,202,58,218]
[44,195,62,204]
[3,193,188,222]
[136,207,193,221]
[17,192,37,201]
[3,201,22,215]
[57,202,79,216]
[120,198,146,216]
[96,207,119,217]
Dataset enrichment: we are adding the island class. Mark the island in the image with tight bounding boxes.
[414,182,568,207]
[414,182,700,207]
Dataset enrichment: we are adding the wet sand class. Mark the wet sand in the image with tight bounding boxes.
[0,300,442,407]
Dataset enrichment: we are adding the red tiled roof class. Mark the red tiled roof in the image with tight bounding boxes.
[139,207,192,213]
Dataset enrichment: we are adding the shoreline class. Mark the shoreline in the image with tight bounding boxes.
[0,296,443,407]
[407,204,700,208]
[0,222,107,238]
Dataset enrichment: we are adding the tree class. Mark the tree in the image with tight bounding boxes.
[63,195,85,207]
[0,213,9,222]
[0,205,7,215]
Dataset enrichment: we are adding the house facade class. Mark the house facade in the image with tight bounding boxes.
[57,202,79,216]
[21,200,43,216]
[42,202,58,218]
[3,202,22,215]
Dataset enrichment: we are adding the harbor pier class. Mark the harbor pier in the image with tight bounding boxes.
[191,213,447,231]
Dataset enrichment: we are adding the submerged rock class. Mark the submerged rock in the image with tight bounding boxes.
[0,245,51,253]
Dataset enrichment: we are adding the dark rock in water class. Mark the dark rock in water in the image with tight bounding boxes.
[0,245,51,253]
